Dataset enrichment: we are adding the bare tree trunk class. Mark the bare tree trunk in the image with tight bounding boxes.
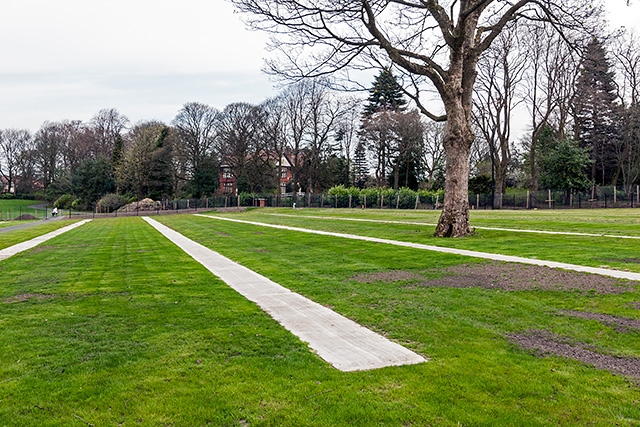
[435,113,473,237]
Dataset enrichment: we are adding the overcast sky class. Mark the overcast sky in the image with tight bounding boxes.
[1,1,639,132]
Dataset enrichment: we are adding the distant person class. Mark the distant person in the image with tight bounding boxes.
[52,207,58,217]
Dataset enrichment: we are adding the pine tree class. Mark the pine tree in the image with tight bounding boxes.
[364,68,407,116]
[573,38,621,186]
[352,140,368,187]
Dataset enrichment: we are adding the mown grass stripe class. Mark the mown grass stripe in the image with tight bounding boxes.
[0,219,91,261]
[143,216,427,371]
[198,214,640,282]
[269,213,640,239]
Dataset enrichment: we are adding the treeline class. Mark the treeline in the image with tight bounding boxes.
[1,24,639,210]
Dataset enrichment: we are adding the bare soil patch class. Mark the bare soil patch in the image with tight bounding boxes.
[15,214,37,220]
[4,293,55,304]
[631,302,640,310]
[562,310,640,332]
[415,262,635,295]
[509,330,640,380]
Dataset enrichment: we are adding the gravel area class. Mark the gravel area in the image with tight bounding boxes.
[508,330,640,381]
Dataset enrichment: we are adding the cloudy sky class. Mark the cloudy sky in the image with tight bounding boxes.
[1,1,638,132]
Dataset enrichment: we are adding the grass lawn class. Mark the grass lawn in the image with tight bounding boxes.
[0,199,48,221]
[0,220,81,251]
[1,213,639,426]
[205,208,640,273]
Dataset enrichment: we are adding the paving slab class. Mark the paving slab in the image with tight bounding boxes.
[0,219,92,261]
[142,216,427,372]
[197,215,640,282]
[268,213,640,240]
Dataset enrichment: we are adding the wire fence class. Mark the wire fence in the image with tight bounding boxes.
[4,185,639,222]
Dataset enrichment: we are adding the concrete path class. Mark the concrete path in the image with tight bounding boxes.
[142,216,427,372]
[0,219,92,261]
[197,215,640,282]
[268,213,640,240]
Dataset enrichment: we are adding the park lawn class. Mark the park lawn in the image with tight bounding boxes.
[0,199,48,221]
[204,208,640,273]
[0,220,80,251]
[0,215,638,426]
[250,207,640,236]
[158,214,640,426]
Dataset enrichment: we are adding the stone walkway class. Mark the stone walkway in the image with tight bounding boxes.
[197,215,640,282]
[268,213,640,240]
[142,216,427,372]
[0,219,92,261]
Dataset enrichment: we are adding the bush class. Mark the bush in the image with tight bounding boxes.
[97,193,128,213]
[54,194,74,209]
[0,193,14,199]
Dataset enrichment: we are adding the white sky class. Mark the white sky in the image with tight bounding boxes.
[0,1,638,132]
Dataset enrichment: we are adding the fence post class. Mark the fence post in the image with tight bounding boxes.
[614,186,617,204]
[363,194,366,209]
[396,194,400,209]
[415,194,419,210]
[349,194,352,209]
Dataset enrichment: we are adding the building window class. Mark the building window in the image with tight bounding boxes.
[222,169,233,179]
[223,182,234,194]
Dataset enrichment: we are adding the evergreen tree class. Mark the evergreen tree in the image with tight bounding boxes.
[538,126,593,195]
[147,126,174,200]
[364,68,407,116]
[352,141,368,187]
[573,38,621,186]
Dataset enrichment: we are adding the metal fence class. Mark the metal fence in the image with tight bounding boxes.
[471,186,640,210]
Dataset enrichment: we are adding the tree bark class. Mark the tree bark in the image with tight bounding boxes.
[435,110,473,237]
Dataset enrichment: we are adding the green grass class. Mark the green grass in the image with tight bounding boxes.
[205,208,640,273]
[0,213,639,426]
[0,199,48,221]
[0,220,80,250]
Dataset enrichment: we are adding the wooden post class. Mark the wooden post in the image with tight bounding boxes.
[415,194,419,210]
[349,194,352,209]
[614,186,617,204]
[380,194,384,209]
[396,194,400,209]
[363,194,366,209]
[548,189,552,209]
[526,191,530,209]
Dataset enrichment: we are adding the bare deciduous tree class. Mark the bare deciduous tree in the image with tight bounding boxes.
[0,129,31,194]
[231,0,603,236]
[474,25,527,208]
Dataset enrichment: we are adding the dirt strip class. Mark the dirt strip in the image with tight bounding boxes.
[143,216,427,372]
[509,330,640,381]
[197,215,640,282]
[562,310,640,331]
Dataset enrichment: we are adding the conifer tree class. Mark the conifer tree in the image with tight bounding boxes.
[364,68,407,116]
[573,38,621,186]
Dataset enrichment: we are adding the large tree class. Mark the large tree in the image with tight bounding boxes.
[231,0,603,237]
[573,38,621,186]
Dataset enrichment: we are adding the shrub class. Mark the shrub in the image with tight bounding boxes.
[0,193,14,199]
[97,193,128,213]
